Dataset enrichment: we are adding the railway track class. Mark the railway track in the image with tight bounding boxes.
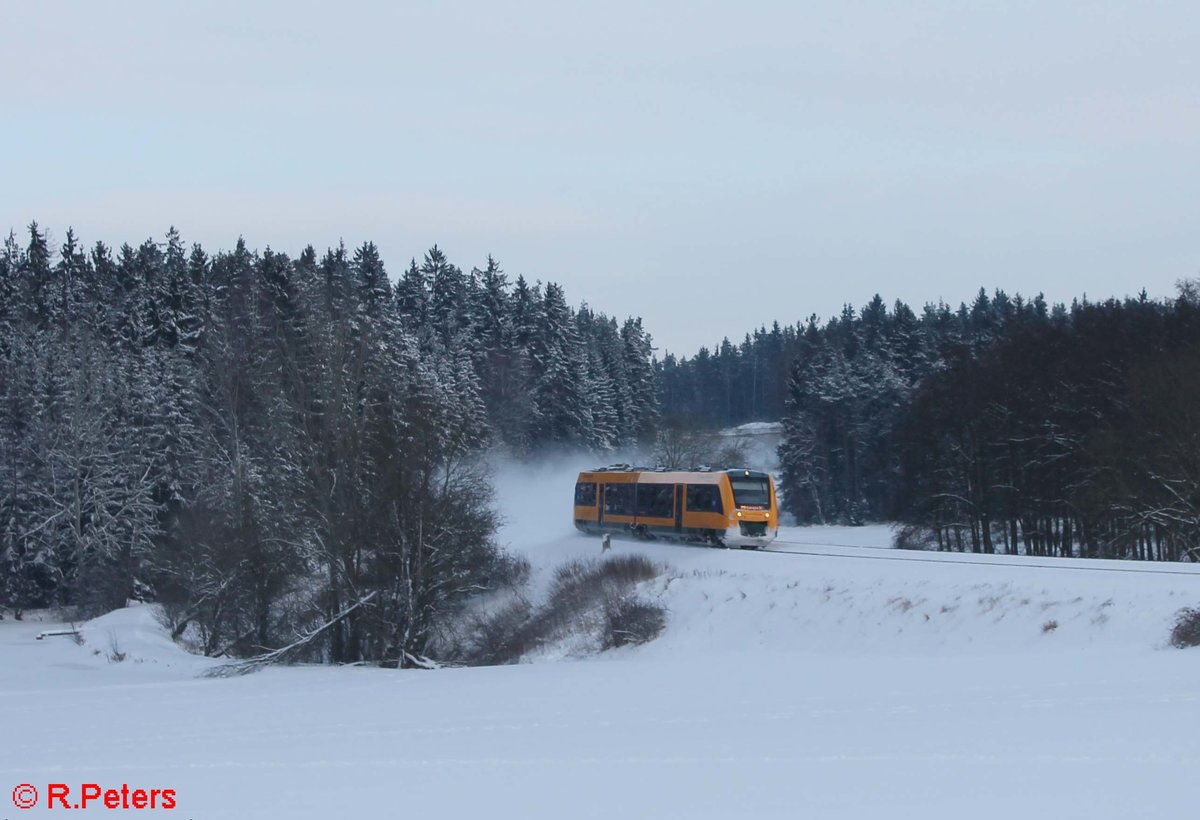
[762,538,1200,577]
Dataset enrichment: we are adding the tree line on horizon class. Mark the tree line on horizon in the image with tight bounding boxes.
[0,223,659,665]
[4,211,1198,676]
[659,285,1200,562]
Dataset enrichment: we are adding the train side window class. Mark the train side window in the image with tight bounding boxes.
[686,484,722,513]
[574,482,597,506]
[604,483,635,516]
[636,484,674,518]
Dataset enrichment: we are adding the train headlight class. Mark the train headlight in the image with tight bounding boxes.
[736,511,743,518]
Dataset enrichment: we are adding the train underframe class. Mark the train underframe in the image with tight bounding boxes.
[575,520,775,550]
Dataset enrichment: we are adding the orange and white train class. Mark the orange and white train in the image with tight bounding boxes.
[573,466,779,549]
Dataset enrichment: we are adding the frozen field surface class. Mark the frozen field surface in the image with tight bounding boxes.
[3,518,1200,818]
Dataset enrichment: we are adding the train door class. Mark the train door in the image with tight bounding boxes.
[598,482,606,528]
[674,484,684,534]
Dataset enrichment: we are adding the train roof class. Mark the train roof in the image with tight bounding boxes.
[576,466,771,483]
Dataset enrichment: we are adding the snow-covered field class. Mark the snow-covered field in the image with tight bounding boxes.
[4,472,1200,818]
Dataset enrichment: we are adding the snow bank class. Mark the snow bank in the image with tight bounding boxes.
[643,551,1194,657]
[78,605,202,663]
[4,487,1200,820]
[0,603,214,694]
[505,519,1197,659]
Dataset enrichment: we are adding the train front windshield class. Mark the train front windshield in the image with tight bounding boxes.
[730,477,771,509]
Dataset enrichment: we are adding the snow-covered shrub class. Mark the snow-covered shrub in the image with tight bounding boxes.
[602,598,666,649]
[499,554,533,589]
[1169,607,1200,648]
[461,598,537,666]
[894,524,939,551]
[593,554,659,587]
[106,632,127,663]
[455,554,666,665]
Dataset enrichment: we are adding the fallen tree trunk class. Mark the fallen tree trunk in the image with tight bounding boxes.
[204,593,378,678]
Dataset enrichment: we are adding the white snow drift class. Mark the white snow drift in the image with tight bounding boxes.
[3,512,1200,818]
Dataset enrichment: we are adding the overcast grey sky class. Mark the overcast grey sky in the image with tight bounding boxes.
[3,1,1197,355]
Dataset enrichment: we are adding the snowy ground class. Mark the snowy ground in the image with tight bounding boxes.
[4,469,1200,818]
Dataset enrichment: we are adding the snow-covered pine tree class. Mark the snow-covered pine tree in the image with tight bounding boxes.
[394,258,429,335]
[574,306,618,451]
[425,246,468,348]
[471,256,532,450]
[527,282,591,447]
[620,317,658,446]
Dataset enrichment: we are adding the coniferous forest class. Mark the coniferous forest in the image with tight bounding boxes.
[0,224,657,664]
[4,221,1199,667]
[659,287,1200,562]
